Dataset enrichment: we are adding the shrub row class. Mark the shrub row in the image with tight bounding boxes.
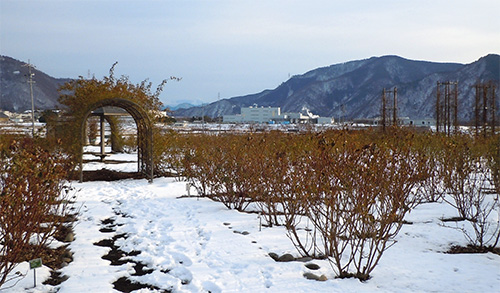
[158,128,499,280]
[0,137,75,287]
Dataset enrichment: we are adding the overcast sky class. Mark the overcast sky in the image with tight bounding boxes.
[1,0,499,106]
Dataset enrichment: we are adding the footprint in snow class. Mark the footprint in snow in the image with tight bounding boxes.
[170,251,193,266]
[202,280,222,293]
[260,266,274,288]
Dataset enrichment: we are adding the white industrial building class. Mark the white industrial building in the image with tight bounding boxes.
[223,106,334,124]
[400,117,436,126]
[223,106,280,123]
[353,117,436,127]
[242,106,281,123]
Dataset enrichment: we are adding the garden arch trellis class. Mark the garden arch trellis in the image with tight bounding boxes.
[79,98,153,183]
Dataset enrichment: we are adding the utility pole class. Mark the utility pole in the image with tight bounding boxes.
[23,60,36,137]
[382,89,387,131]
[201,103,205,132]
[393,87,398,126]
[381,87,397,131]
[436,82,441,133]
[341,104,346,125]
[474,81,497,137]
[436,81,458,135]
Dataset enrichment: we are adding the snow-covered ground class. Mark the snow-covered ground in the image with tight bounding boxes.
[3,152,500,292]
[82,146,138,172]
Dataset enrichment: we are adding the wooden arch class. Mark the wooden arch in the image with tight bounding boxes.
[79,98,153,182]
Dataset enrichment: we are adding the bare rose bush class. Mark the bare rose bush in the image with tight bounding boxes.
[161,128,499,280]
[0,138,75,287]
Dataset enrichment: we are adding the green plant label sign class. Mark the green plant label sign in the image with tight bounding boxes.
[29,258,42,269]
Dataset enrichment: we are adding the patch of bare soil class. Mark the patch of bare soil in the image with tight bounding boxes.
[43,270,69,286]
[448,244,500,255]
[94,217,171,292]
[12,214,76,286]
[69,169,146,181]
[113,277,163,293]
[23,240,74,286]
[440,216,467,222]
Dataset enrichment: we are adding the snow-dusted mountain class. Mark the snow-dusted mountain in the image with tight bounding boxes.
[165,102,199,111]
[0,55,70,112]
[2,54,498,120]
[174,54,499,121]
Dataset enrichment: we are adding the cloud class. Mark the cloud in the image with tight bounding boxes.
[1,0,499,104]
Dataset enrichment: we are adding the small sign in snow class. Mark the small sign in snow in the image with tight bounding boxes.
[29,258,42,269]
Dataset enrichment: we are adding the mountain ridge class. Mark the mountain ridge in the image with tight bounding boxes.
[0,55,71,112]
[1,54,498,122]
[174,54,499,121]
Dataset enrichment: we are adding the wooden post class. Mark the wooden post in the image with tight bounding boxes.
[436,82,441,133]
[100,115,105,161]
[453,82,458,134]
[475,84,480,137]
[492,83,497,135]
[382,88,387,132]
[393,87,398,126]
[483,83,487,135]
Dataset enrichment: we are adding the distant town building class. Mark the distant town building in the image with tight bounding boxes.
[223,106,280,123]
[223,106,334,124]
[242,106,281,123]
[353,117,435,127]
[400,117,436,127]
[0,112,9,122]
[317,117,335,124]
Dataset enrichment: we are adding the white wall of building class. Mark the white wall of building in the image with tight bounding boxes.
[240,106,281,123]
[317,117,334,124]
[400,117,435,126]
[223,115,244,123]
[223,106,334,124]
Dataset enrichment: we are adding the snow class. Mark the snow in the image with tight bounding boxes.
[2,152,500,292]
[82,146,138,172]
